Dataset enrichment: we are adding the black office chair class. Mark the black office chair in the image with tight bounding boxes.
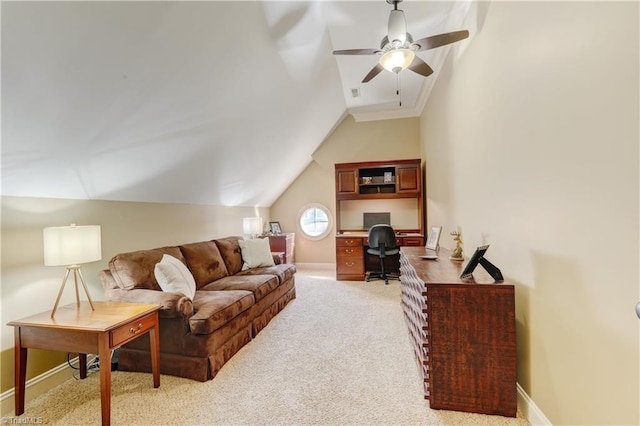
[366,224,400,285]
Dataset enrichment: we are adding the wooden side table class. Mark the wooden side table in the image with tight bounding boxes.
[267,233,295,264]
[8,301,161,425]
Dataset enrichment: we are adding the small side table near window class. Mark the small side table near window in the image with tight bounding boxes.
[8,301,161,426]
[267,233,295,264]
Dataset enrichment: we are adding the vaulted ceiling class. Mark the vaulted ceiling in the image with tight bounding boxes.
[1,1,472,207]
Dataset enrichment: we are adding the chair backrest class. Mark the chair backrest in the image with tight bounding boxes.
[368,224,397,251]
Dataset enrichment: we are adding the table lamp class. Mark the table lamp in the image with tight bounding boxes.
[43,224,102,317]
[243,217,262,239]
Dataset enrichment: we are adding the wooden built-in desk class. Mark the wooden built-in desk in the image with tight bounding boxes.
[336,232,423,280]
[399,247,517,417]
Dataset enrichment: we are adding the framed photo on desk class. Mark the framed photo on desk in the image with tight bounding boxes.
[426,226,442,250]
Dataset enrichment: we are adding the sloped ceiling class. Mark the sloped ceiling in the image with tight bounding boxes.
[1,1,471,207]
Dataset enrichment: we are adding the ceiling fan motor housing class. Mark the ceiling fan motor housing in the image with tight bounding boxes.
[379,34,414,52]
[388,9,407,45]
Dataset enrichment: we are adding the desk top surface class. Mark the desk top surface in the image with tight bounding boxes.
[337,232,423,238]
[7,302,160,331]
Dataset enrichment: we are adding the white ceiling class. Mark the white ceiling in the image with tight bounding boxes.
[1,1,472,207]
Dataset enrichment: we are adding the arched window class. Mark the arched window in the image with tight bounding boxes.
[297,203,333,240]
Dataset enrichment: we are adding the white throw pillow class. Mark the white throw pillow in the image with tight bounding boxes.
[239,238,275,271]
[154,254,196,300]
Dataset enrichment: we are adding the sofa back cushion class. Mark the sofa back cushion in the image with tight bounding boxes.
[109,246,184,290]
[214,237,244,275]
[179,241,229,289]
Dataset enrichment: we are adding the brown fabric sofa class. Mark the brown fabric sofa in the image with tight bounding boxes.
[99,236,296,381]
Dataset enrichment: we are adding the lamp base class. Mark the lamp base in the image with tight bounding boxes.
[51,265,95,317]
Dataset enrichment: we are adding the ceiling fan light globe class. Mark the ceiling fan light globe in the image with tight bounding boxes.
[379,49,415,74]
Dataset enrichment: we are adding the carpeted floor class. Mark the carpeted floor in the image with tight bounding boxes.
[13,268,530,425]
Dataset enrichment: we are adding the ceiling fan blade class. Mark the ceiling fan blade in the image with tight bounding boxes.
[413,30,469,51]
[407,56,434,77]
[332,48,380,55]
[362,63,384,83]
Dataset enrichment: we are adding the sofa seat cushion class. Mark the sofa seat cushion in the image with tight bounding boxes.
[237,263,296,285]
[109,246,184,290]
[189,290,254,335]
[199,274,279,302]
[180,241,229,289]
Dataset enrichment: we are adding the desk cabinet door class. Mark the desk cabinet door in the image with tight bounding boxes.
[336,169,358,197]
[396,165,421,195]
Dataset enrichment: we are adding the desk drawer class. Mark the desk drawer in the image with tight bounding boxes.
[336,255,364,274]
[336,238,363,247]
[111,314,155,347]
[337,246,363,257]
[402,237,424,246]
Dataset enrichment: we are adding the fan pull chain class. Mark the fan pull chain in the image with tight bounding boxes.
[397,73,402,107]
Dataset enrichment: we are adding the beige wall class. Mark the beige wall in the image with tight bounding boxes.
[270,115,421,263]
[421,1,639,424]
[0,196,269,390]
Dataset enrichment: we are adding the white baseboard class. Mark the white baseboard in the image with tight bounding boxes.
[517,382,552,425]
[1,360,76,417]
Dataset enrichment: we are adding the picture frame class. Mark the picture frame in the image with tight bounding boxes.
[383,172,393,183]
[425,226,442,251]
[269,221,282,235]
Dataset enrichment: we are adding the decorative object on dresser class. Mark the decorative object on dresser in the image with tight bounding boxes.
[266,232,295,264]
[399,246,517,417]
[425,226,442,251]
[365,224,400,285]
[334,159,425,280]
[42,224,102,317]
[449,229,464,261]
[460,245,504,282]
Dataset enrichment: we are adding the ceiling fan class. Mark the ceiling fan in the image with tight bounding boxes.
[332,0,469,83]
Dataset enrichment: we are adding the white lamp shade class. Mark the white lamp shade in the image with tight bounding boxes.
[43,225,102,266]
[243,217,263,236]
[379,49,415,74]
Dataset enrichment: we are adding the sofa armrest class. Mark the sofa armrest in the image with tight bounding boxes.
[271,252,284,265]
[100,269,193,318]
[106,287,193,318]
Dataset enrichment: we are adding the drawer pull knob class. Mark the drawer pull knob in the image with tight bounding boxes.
[345,249,353,254]
[130,323,143,334]
[346,262,354,267]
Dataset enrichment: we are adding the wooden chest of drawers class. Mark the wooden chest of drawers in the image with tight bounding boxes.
[399,246,517,417]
